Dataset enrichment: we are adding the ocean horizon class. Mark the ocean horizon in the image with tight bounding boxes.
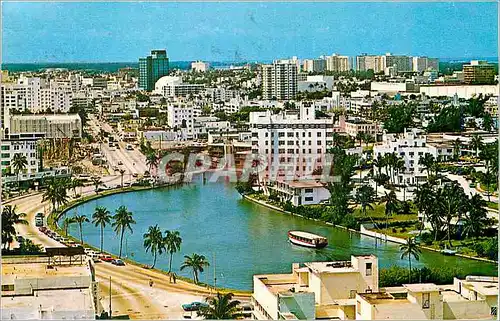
[0,60,261,73]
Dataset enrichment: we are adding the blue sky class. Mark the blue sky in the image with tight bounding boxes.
[1,2,498,63]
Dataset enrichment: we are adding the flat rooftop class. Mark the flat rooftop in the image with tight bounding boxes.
[255,274,309,295]
[463,281,499,297]
[403,283,440,293]
[2,263,91,285]
[287,181,325,188]
[2,288,94,313]
[359,292,409,305]
[305,261,356,274]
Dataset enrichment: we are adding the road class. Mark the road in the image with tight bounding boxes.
[6,191,251,319]
[88,115,149,179]
[445,173,498,203]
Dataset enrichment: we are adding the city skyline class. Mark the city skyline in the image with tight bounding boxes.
[1,1,498,63]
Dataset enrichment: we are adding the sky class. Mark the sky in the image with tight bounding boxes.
[1,1,498,63]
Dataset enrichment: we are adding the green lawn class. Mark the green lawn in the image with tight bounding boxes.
[479,183,498,194]
[486,201,498,210]
[353,203,417,222]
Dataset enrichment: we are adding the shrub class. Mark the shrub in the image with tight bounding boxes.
[379,266,471,287]
[473,243,485,257]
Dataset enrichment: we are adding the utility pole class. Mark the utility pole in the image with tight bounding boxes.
[213,252,217,290]
[109,276,112,319]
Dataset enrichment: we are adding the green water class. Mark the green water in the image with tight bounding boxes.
[64,176,497,290]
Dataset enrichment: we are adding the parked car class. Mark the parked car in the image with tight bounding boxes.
[100,255,114,262]
[182,302,209,312]
[111,259,125,266]
[90,254,101,262]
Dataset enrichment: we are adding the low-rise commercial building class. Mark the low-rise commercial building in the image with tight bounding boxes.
[1,256,99,320]
[419,85,499,99]
[153,76,205,98]
[463,60,496,84]
[9,114,82,139]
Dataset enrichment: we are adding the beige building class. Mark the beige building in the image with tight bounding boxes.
[463,60,496,84]
[1,256,99,319]
[342,117,379,138]
[252,256,498,320]
[253,255,378,320]
[326,54,350,72]
[9,114,82,138]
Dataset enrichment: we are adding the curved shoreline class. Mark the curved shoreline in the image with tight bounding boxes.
[49,183,252,296]
[241,193,499,265]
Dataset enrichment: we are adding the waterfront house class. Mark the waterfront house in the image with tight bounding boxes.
[266,179,330,206]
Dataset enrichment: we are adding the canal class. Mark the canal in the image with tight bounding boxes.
[63,176,498,290]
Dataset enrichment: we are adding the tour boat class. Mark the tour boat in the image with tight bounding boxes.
[288,230,328,249]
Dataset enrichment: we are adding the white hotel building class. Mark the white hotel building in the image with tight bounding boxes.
[249,103,340,180]
[373,128,453,185]
[167,103,195,140]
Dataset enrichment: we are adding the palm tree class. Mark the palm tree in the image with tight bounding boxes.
[12,153,28,187]
[400,237,421,283]
[418,153,435,177]
[379,190,398,232]
[164,230,182,274]
[146,152,159,175]
[462,194,489,239]
[355,132,364,147]
[440,182,468,247]
[92,177,102,194]
[1,205,28,250]
[119,169,126,187]
[143,225,165,268]
[372,155,385,196]
[42,178,70,212]
[62,216,75,237]
[355,185,375,220]
[71,178,84,197]
[469,134,483,157]
[470,134,483,157]
[73,214,90,244]
[112,206,136,258]
[452,139,462,161]
[92,206,111,253]
[198,292,242,319]
[180,253,209,284]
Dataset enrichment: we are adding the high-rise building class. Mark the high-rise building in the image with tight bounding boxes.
[463,60,496,84]
[356,54,386,73]
[262,60,298,100]
[325,54,350,72]
[412,56,440,72]
[384,53,412,73]
[139,50,169,91]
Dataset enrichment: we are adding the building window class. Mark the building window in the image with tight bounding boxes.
[422,293,430,309]
[491,307,497,316]
[305,188,313,193]
[304,196,314,202]
[365,263,372,276]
